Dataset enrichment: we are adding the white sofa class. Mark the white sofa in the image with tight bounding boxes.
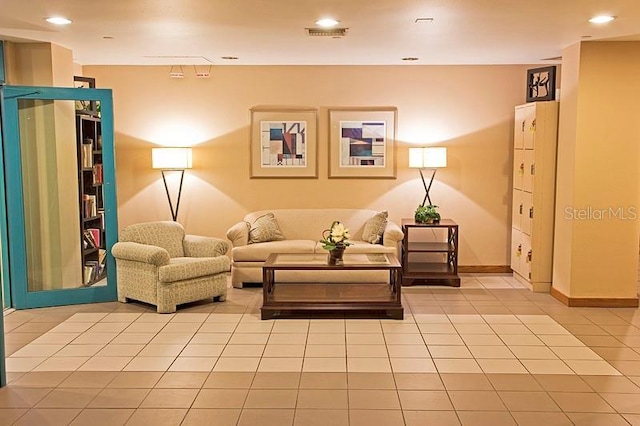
[226,209,404,288]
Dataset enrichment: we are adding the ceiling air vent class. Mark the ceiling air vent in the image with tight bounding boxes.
[306,27,348,37]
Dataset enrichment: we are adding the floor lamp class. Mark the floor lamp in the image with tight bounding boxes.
[409,147,447,206]
[152,147,193,221]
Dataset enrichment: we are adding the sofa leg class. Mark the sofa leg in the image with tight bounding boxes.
[117,295,128,303]
[157,304,176,314]
[217,295,226,302]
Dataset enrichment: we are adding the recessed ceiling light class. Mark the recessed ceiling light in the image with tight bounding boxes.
[45,16,72,25]
[589,15,615,24]
[402,57,419,61]
[221,56,238,60]
[415,18,434,23]
[315,18,339,28]
[102,36,114,40]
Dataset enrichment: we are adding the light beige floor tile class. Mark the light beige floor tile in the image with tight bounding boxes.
[155,372,208,388]
[482,314,521,324]
[345,322,382,334]
[78,356,132,372]
[0,387,52,408]
[478,359,528,374]
[220,344,264,357]
[454,323,495,334]
[537,334,585,347]
[66,313,107,323]
[533,374,592,392]
[49,323,95,333]
[304,344,345,357]
[498,391,560,412]
[251,372,300,389]
[140,388,199,408]
[89,322,130,333]
[418,323,457,334]
[468,345,515,359]
[268,333,308,345]
[100,313,141,323]
[257,357,303,372]
[582,375,640,393]
[429,345,473,359]
[95,344,143,357]
[404,410,461,426]
[168,357,217,372]
[31,333,81,345]
[10,345,64,358]
[6,357,47,374]
[383,333,425,344]
[244,389,297,408]
[70,408,134,425]
[345,333,385,345]
[394,373,443,390]
[13,408,82,426]
[527,324,570,335]
[302,357,346,372]
[550,346,603,360]
[87,388,149,408]
[137,344,185,357]
[160,322,202,333]
[486,373,542,391]
[347,372,395,389]
[499,334,545,346]
[227,333,269,345]
[124,357,176,372]
[347,344,388,358]
[398,390,453,410]
[390,358,437,373]
[449,390,506,411]
[509,346,558,360]
[205,313,243,322]
[192,389,248,408]
[180,344,224,357]
[521,360,575,375]
[203,372,255,389]
[36,388,101,408]
[237,409,294,426]
[299,372,347,389]
[124,408,187,426]
[510,412,571,426]
[441,373,493,390]
[190,333,231,344]
[106,372,163,388]
[122,322,165,333]
[110,333,156,345]
[149,333,193,345]
[71,333,118,345]
[134,313,174,323]
[347,357,391,373]
[271,320,309,333]
[234,322,274,333]
[212,357,260,372]
[33,357,89,372]
[566,413,629,426]
[382,323,420,334]
[386,344,430,358]
[10,371,72,388]
[0,408,28,425]
[413,314,451,324]
[599,392,640,414]
[170,313,209,323]
[456,411,516,426]
[308,320,345,333]
[460,334,505,346]
[564,360,621,376]
[490,324,532,335]
[197,323,237,333]
[349,409,404,426]
[54,344,104,357]
[294,409,348,426]
[263,344,305,357]
[422,333,465,345]
[348,389,400,410]
[548,392,615,413]
[295,389,348,409]
[181,408,240,426]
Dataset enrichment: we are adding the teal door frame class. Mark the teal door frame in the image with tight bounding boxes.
[2,85,118,309]
[0,83,6,387]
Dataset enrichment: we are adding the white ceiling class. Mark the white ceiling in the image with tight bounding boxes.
[1,0,639,66]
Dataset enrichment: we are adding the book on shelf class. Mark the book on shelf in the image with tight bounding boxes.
[87,228,101,247]
[82,143,93,168]
[92,163,103,184]
[83,260,100,285]
[83,194,97,218]
[83,230,97,248]
[98,209,105,227]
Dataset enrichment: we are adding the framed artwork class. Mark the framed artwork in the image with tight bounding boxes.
[73,76,97,115]
[328,107,397,178]
[526,66,556,102]
[250,106,318,178]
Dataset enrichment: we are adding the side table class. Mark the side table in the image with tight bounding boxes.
[401,218,460,287]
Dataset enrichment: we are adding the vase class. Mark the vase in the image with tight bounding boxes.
[328,246,346,266]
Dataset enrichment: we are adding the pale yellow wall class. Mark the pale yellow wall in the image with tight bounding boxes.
[87,64,531,266]
[554,41,640,299]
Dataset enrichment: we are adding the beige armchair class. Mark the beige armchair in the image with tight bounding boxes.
[112,221,229,313]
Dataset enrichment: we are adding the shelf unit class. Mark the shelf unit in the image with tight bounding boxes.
[76,113,106,286]
[510,101,559,292]
[401,219,460,287]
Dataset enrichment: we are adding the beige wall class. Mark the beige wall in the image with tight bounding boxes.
[86,64,533,266]
[553,41,640,299]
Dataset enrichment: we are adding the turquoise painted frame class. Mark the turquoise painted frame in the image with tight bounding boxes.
[2,86,118,308]
[0,84,5,387]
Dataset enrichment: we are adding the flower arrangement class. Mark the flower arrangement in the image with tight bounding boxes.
[320,221,352,251]
[414,204,441,224]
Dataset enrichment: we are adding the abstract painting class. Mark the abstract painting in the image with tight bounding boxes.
[250,107,318,178]
[261,121,307,167]
[329,107,397,178]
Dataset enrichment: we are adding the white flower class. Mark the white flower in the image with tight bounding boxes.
[330,222,350,243]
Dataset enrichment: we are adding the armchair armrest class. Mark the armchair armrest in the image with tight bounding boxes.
[226,221,249,247]
[382,221,404,246]
[183,235,229,257]
[112,241,170,266]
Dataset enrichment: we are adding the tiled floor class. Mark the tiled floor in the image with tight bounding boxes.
[2,274,640,425]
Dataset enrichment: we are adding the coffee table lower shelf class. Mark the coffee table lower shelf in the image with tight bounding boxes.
[261,282,404,320]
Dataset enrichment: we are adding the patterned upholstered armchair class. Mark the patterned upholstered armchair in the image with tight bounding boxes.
[112,221,229,313]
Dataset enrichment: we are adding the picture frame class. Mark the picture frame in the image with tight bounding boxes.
[526,66,556,102]
[328,107,397,178]
[250,106,318,178]
[73,76,97,115]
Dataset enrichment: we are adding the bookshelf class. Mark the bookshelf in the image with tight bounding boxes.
[76,113,106,286]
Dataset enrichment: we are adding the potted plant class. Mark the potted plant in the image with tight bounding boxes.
[414,204,441,224]
[320,221,352,265]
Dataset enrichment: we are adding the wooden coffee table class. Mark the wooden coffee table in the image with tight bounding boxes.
[261,253,403,320]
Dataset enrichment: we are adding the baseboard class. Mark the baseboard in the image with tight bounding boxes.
[550,286,639,308]
[458,265,511,273]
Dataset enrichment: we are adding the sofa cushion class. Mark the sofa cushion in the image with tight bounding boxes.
[248,213,285,244]
[233,240,317,262]
[158,256,230,283]
[362,211,388,244]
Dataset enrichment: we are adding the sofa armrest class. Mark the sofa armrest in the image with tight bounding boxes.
[112,242,170,266]
[184,235,229,257]
[226,221,249,247]
[382,221,404,246]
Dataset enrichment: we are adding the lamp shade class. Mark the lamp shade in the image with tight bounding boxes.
[423,147,447,168]
[152,147,193,170]
[408,147,426,168]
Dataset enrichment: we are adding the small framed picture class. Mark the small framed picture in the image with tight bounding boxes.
[249,106,318,178]
[526,66,556,102]
[328,107,397,179]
